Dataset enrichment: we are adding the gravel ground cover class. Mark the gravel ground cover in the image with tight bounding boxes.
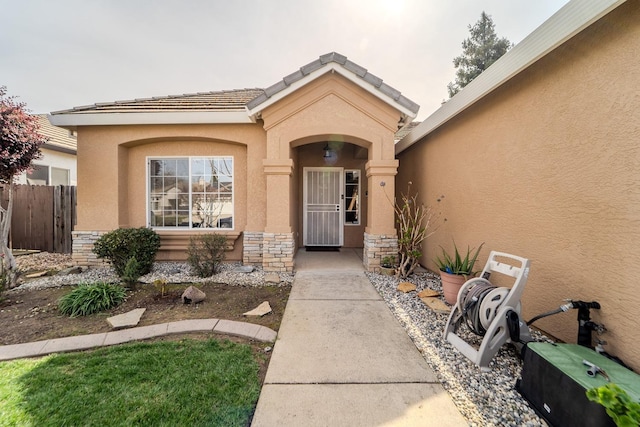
[13,252,548,426]
[15,252,293,291]
[367,270,550,427]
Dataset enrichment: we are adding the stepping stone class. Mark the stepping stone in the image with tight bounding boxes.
[107,308,146,329]
[420,297,450,314]
[232,265,255,273]
[417,289,440,298]
[243,301,272,317]
[397,282,417,293]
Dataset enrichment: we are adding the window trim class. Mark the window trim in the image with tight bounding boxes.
[146,156,234,231]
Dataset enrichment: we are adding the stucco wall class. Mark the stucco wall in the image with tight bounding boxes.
[397,2,640,369]
[75,123,266,260]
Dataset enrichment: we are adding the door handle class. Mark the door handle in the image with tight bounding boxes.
[336,205,340,211]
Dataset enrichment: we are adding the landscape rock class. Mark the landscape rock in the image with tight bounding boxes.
[265,273,280,284]
[232,265,255,273]
[107,308,146,329]
[397,282,417,293]
[417,288,440,298]
[182,285,206,304]
[420,297,450,314]
[25,271,49,279]
[58,266,83,276]
[243,301,272,317]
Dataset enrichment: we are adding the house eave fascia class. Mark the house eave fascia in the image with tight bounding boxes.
[48,111,254,129]
[247,63,418,122]
[42,143,76,155]
[395,0,627,155]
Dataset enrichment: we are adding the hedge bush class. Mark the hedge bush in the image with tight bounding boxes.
[58,282,127,317]
[92,227,161,278]
[187,234,227,277]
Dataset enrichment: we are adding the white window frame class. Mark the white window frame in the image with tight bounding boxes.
[146,156,234,230]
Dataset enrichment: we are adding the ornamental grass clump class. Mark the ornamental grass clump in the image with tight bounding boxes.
[58,282,127,317]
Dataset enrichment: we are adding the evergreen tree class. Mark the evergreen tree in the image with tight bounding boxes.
[447,12,512,97]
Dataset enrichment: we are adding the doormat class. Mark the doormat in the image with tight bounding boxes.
[305,246,340,252]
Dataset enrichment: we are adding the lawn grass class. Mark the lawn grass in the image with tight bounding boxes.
[0,339,261,427]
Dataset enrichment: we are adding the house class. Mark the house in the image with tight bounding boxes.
[396,0,639,369]
[49,52,419,271]
[16,114,77,186]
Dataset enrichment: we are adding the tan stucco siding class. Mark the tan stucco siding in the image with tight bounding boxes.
[260,73,400,239]
[397,2,640,368]
[75,124,266,261]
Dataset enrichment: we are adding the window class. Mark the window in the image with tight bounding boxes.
[345,170,360,225]
[26,165,70,185]
[148,157,233,229]
[51,167,70,186]
[26,165,49,185]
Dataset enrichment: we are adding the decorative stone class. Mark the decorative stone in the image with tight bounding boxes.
[58,266,83,275]
[243,301,272,317]
[25,271,48,278]
[107,308,146,329]
[397,282,417,293]
[417,289,440,298]
[233,265,255,273]
[182,285,206,304]
[265,273,280,284]
[420,297,451,314]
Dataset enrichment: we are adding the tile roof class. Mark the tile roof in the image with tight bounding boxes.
[51,89,265,115]
[37,115,76,153]
[247,52,420,115]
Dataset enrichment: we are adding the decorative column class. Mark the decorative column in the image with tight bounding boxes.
[363,159,399,272]
[262,159,295,272]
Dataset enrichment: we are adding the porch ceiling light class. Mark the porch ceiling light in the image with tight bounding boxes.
[323,144,333,158]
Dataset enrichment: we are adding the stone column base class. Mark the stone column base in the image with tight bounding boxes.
[363,232,398,273]
[243,231,264,265]
[72,231,108,266]
[262,232,295,273]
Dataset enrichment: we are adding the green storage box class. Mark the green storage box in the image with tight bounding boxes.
[517,343,640,427]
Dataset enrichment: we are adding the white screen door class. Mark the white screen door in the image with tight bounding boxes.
[303,167,344,246]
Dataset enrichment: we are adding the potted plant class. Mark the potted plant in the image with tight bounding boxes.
[380,255,396,276]
[434,242,485,304]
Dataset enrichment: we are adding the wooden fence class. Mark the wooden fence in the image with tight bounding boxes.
[0,184,77,253]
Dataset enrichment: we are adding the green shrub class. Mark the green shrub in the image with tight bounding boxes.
[121,256,141,288]
[92,227,161,278]
[187,234,227,277]
[58,282,127,317]
[587,383,640,427]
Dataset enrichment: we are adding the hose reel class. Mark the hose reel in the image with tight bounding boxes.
[458,280,522,336]
[444,251,532,371]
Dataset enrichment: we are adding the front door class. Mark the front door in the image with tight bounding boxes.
[303,167,343,246]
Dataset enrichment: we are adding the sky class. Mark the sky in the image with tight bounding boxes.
[1,0,569,121]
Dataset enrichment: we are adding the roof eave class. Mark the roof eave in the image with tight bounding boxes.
[247,62,419,122]
[395,0,627,155]
[48,111,255,129]
[42,143,77,155]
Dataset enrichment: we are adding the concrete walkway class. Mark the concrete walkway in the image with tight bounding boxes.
[0,318,276,361]
[251,249,466,426]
